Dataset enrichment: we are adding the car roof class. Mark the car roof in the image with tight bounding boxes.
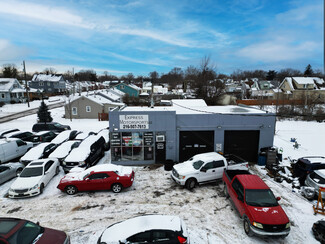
[236,175,269,190]
[35,131,52,135]
[0,138,21,145]
[101,215,183,242]
[189,152,224,162]
[27,159,53,167]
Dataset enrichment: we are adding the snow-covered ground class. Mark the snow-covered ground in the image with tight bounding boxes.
[0,105,324,243]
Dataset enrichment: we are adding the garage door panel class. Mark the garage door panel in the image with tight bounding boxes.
[224,130,259,163]
[179,131,214,162]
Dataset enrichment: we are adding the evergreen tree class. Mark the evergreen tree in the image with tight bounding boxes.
[304,64,313,76]
[37,101,53,123]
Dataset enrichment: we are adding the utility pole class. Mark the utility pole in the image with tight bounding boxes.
[23,60,30,107]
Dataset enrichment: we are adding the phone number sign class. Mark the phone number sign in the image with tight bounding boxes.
[119,115,149,130]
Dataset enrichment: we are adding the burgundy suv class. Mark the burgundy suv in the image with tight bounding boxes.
[0,217,69,244]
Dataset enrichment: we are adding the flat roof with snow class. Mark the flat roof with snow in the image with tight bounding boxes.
[119,105,268,115]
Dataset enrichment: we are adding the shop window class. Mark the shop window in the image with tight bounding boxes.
[111,131,154,161]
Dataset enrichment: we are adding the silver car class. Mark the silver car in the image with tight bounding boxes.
[305,169,325,198]
[0,162,25,184]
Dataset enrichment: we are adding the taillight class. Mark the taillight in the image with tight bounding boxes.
[178,236,187,244]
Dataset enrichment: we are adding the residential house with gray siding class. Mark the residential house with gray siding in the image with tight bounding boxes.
[30,74,66,95]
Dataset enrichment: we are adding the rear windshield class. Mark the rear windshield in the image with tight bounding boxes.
[245,189,279,207]
[8,221,43,244]
[310,172,325,185]
[20,167,43,177]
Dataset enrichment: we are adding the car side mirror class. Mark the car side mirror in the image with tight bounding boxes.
[85,178,89,181]
[276,196,281,201]
[200,168,207,173]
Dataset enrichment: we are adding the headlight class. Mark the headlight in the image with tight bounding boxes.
[285,222,291,229]
[178,175,186,179]
[29,184,39,191]
[252,222,263,229]
[78,161,85,166]
[63,161,66,165]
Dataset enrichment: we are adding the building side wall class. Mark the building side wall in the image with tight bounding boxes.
[65,97,104,119]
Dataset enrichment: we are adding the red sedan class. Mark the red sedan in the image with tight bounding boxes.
[57,164,134,194]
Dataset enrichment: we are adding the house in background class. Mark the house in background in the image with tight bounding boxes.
[113,82,141,97]
[0,78,26,103]
[65,91,124,120]
[29,74,67,95]
[279,77,325,102]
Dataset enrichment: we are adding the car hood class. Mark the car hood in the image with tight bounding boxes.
[60,173,82,183]
[247,205,289,225]
[173,161,197,175]
[11,176,42,189]
[38,227,68,244]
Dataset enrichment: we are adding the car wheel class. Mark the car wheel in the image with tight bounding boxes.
[244,218,253,236]
[40,184,44,194]
[185,178,196,190]
[223,183,229,198]
[111,183,122,193]
[65,185,78,195]
[55,166,59,175]
[16,168,23,176]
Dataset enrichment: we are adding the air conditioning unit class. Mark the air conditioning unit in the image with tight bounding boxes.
[156,135,165,142]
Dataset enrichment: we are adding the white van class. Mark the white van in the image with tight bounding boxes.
[0,138,33,164]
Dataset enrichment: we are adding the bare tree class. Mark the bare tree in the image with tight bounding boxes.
[2,64,18,78]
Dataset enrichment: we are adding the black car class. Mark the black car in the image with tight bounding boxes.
[292,157,325,184]
[312,220,325,243]
[30,131,58,145]
[0,131,35,141]
[0,217,69,243]
[63,135,105,173]
[32,122,71,133]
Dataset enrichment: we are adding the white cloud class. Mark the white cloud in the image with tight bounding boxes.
[0,39,31,61]
[237,40,319,62]
[0,1,91,29]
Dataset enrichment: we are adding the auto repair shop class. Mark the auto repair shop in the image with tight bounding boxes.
[109,101,276,166]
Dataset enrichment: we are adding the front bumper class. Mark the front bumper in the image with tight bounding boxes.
[171,173,186,186]
[249,223,290,237]
[8,188,40,198]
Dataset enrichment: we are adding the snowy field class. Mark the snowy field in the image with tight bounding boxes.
[0,105,324,243]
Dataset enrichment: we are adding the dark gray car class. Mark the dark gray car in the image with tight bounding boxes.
[0,162,25,184]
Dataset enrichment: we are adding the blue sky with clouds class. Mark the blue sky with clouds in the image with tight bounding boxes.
[0,0,323,76]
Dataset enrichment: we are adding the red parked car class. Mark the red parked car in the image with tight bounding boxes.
[57,164,134,194]
[223,170,290,237]
[0,217,69,244]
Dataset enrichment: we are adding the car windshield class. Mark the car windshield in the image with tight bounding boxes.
[310,172,325,185]
[83,173,90,179]
[245,189,279,207]
[20,167,43,177]
[193,160,204,170]
[8,221,43,244]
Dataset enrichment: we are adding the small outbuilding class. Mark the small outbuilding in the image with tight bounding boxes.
[109,100,276,166]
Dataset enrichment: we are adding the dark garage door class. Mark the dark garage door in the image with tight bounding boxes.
[224,130,259,163]
[179,131,214,162]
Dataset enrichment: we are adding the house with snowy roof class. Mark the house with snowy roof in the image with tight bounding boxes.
[0,78,26,103]
[279,77,325,102]
[29,74,66,95]
[64,91,124,119]
[113,82,141,97]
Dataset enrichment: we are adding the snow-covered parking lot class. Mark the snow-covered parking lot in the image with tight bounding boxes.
[0,106,324,243]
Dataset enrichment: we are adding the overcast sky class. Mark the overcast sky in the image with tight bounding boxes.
[0,0,323,76]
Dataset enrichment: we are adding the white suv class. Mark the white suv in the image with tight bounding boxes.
[9,158,60,198]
